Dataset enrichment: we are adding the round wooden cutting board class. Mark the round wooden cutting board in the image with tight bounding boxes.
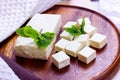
[0,5,120,80]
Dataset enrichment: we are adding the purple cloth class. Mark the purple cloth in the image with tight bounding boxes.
[0,54,41,80]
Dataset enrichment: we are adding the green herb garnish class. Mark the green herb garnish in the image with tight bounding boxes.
[16,26,55,48]
[65,18,85,37]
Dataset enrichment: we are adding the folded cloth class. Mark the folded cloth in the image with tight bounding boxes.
[0,54,40,80]
[0,0,61,42]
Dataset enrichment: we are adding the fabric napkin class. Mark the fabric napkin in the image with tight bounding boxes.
[0,54,41,80]
[0,0,61,42]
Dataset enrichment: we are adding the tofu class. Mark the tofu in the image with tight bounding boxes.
[63,21,77,29]
[55,39,70,52]
[60,31,74,41]
[77,18,91,26]
[84,24,96,37]
[74,34,89,47]
[89,33,107,49]
[52,51,70,69]
[15,14,62,60]
[78,46,96,64]
[65,41,82,57]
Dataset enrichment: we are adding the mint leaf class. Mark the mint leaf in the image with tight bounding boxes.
[36,32,55,48]
[16,27,28,37]
[16,26,55,48]
[65,25,81,36]
[80,18,85,34]
[24,26,39,39]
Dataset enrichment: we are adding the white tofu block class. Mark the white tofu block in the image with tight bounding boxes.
[52,51,70,69]
[89,33,107,49]
[84,24,96,37]
[74,34,89,47]
[78,46,96,64]
[65,41,82,57]
[60,31,74,41]
[63,21,77,29]
[77,18,91,26]
[55,39,70,52]
[15,14,62,60]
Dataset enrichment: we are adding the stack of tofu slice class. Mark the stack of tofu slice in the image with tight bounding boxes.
[52,18,107,69]
[15,14,62,60]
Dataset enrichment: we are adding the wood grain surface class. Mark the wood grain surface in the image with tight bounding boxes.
[0,5,120,80]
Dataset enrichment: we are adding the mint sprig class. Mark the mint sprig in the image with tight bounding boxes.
[16,26,55,48]
[65,18,85,37]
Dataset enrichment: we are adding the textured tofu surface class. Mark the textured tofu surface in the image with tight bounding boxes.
[55,38,70,51]
[65,41,82,57]
[89,33,107,49]
[52,51,70,69]
[15,14,62,60]
[84,24,96,37]
[74,34,89,47]
[78,46,96,64]
[63,21,77,29]
[60,31,73,41]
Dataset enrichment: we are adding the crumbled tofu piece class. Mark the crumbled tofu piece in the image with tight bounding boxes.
[89,33,107,49]
[52,51,70,69]
[15,14,62,60]
[65,41,82,57]
[77,18,91,26]
[78,46,96,64]
[55,39,70,51]
[63,21,77,29]
[74,34,89,47]
[84,24,96,37]
[60,31,74,41]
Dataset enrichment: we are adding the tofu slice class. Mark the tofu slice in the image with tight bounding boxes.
[84,24,96,37]
[63,21,77,29]
[77,18,91,26]
[52,51,70,69]
[89,33,107,49]
[65,41,82,57]
[15,14,62,60]
[60,30,74,41]
[55,38,70,52]
[74,34,89,47]
[78,46,96,64]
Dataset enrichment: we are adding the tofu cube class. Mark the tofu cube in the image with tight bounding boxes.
[55,39,70,51]
[63,21,77,29]
[65,41,82,57]
[74,34,89,47]
[89,33,107,49]
[78,46,96,64]
[52,51,70,69]
[60,31,74,41]
[77,18,91,26]
[84,24,96,37]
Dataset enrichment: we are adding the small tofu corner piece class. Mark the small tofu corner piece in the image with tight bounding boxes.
[89,33,107,49]
[60,30,74,41]
[78,46,96,64]
[77,18,91,26]
[65,41,82,57]
[52,51,70,69]
[63,21,77,29]
[84,24,96,37]
[74,34,89,47]
[55,38,70,52]
[15,14,62,60]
